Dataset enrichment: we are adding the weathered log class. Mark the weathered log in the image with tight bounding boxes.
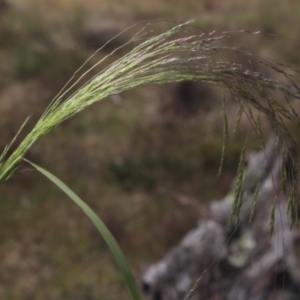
[142,135,300,300]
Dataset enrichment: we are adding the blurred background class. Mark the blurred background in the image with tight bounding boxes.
[1,0,300,299]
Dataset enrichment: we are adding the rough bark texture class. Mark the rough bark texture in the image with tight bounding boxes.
[142,135,300,300]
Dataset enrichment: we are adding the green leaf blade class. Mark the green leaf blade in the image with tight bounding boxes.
[25,159,143,300]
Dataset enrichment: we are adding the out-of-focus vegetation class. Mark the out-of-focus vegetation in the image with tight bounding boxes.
[0,0,300,299]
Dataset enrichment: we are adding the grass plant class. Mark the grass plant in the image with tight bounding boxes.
[1,20,300,299]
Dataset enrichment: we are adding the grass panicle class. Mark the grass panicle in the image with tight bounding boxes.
[1,21,300,185]
[218,88,228,177]
[233,99,245,135]
[248,181,261,224]
[288,184,297,227]
[229,144,246,226]
[270,198,276,235]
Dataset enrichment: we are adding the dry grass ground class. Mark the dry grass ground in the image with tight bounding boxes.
[1,0,300,299]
